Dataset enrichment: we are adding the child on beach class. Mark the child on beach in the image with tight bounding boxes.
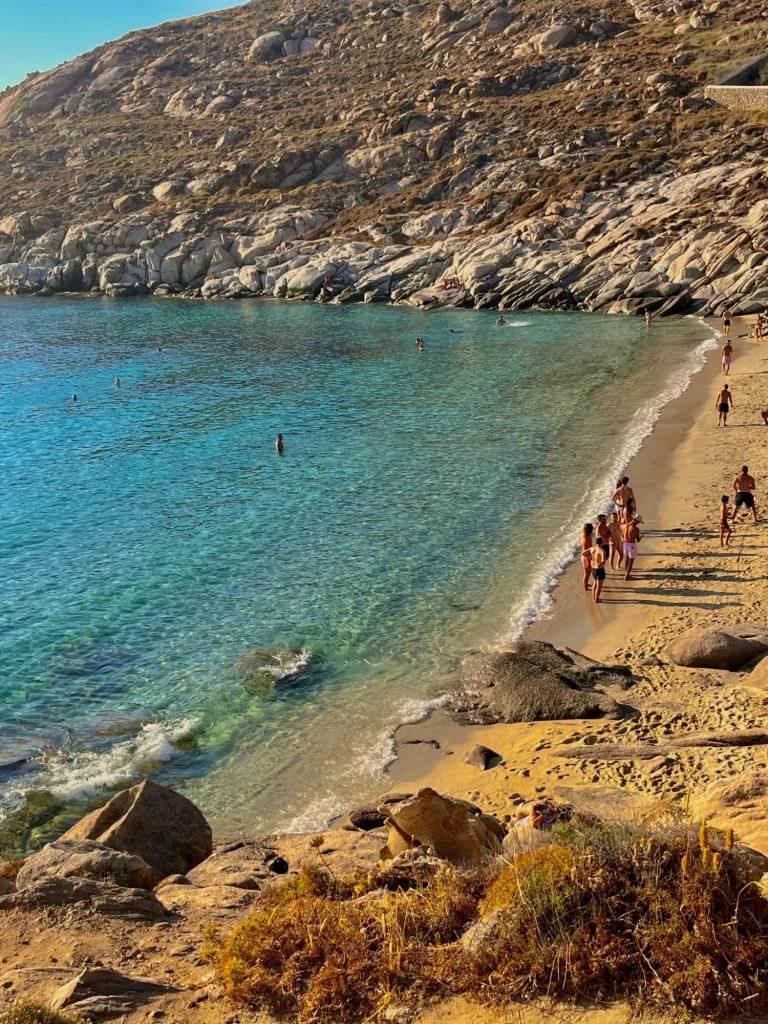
[719,495,732,547]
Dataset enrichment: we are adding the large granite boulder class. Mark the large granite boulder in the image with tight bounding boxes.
[0,877,166,918]
[60,780,212,884]
[666,626,768,670]
[748,657,768,689]
[16,838,155,890]
[454,641,625,724]
[186,838,285,890]
[691,771,768,856]
[51,968,175,1018]
[379,788,502,867]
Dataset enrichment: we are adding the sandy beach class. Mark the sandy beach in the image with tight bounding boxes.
[391,322,768,848]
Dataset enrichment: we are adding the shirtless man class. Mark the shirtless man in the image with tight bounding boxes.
[716,383,733,426]
[275,433,284,453]
[612,477,634,518]
[645,310,653,327]
[733,464,758,523]
[622,517,642,581]
[608,512,624,569]
[721,340,733,375]
[596,514,611,568]
[722,307,733,337]
[591,539,606,603]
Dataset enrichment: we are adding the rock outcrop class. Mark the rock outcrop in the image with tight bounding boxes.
[15,839,156,891]
[453,641,626,724]
[60,780,212,884]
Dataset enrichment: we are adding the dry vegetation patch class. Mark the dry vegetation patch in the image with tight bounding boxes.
[205,819,768,1023]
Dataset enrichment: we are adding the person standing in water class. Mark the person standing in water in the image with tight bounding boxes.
[716,383,733,426]
[275,433,284,453]
[581,523,595,592]
[415,337,425,351]
[644,310,653,327]
[496,315,506,326]
[721,340,733,375]
[115,377,121,388]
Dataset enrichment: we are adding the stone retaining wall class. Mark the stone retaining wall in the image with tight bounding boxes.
[706,51,768,109]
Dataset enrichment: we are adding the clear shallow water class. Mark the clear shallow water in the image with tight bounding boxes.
[0,297,714,851]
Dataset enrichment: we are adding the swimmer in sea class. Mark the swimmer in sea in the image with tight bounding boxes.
[72,394,77,403]
[276,433,284,453]
[496,315,506,326]
[115,377,121,388]
[416,337,425,351]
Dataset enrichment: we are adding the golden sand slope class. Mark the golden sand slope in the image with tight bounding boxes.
[392,333,768,848]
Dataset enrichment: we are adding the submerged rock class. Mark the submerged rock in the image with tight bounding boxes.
[232,647,312,694]
[453,641,625,724]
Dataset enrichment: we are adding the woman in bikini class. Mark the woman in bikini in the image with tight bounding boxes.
[581,523,594,592]
[608,512,624,569]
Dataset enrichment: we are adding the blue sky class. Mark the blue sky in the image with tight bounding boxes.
[0,1,242,90]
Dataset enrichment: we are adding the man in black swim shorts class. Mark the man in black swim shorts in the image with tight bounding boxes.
[733,464,758,523]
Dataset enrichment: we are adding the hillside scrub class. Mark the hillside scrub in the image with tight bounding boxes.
[205,818,768,1023]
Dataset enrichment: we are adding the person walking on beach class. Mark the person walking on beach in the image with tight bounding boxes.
[612,477,634,518]
[719,495,733,547]
[275,433,284,453]
[622,517,642,581]
[722,307,733,337]
[716,383,733,426]
[591,539,607,603]
[581,523,595,592]
[733,465,758,522]
[721,340,733,375]
[608,512,624,569]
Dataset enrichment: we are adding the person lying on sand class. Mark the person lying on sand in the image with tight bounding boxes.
[513,798,572,830]
[716,383,733,426]
[608,512,624,569]
[721,340,733,375]
[719,494,733,547]
[581,523,595,592]
[733,465,758,523]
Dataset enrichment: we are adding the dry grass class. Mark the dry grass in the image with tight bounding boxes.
[206,818,768,1023]
[0,859,24,884]
[0,1002,86,1024]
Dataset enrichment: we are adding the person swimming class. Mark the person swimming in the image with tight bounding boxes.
[415,337,425,351]
[275,433,284,453]
[115,377,121,387]
[496,315,506,326]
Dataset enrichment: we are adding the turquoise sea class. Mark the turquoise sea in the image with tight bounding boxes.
[0,297,715,851]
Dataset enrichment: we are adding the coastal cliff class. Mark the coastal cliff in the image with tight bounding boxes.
[2,0,768,314]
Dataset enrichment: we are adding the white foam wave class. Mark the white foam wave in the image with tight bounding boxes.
[7,717,200,807]
[503,317,720,641]
[278,694,449,834]
[506,320,532,327]
[266,648,312,681]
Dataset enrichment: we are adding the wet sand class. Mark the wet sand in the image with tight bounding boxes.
[390,324,768,841]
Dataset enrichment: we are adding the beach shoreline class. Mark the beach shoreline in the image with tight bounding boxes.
[387,319,768,835]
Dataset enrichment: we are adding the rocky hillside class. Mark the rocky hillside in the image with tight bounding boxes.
[2,0,768,314]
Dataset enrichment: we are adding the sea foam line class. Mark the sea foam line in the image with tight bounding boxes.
[0,716,200,822]
[502,316,720,642]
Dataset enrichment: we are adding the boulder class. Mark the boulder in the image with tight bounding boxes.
[747,656,768,689]
[348,806,388,830]
[485,7,513,34]
[379,788,502,867]
[15,839,155,890]
[665,627,768,670]
[537,24,577,51]
[0,877,166,919]
[463,744,501,770]
[232,647,310,691]
[51,969,175,1017]
[692,771,768,856]
[0,876,16,895]
[454,641,624,724]
[60,780,212,884]
[247,32,286,61]
[186,838,285,889]
[155,882,260,919]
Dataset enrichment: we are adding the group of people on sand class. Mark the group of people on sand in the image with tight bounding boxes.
[719,465,758,545]
[580,476,643,603]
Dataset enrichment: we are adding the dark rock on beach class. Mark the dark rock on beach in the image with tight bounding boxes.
[463,744,502,770]
[452,641,626,725]
[665,626,768,671]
